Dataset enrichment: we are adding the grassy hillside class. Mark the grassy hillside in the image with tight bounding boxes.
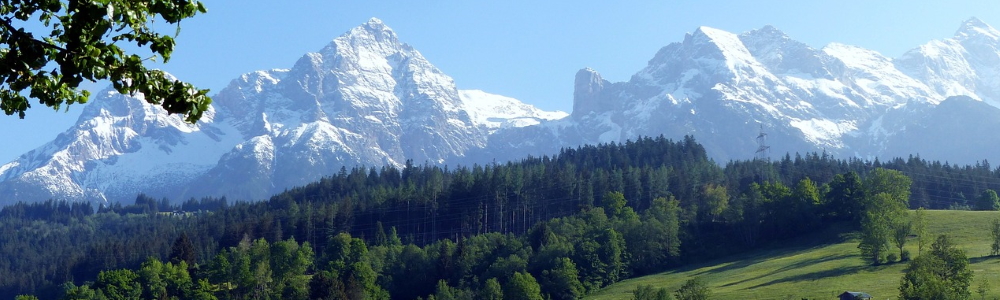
[587,210,1000,300]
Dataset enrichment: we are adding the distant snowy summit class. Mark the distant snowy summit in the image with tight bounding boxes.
[481,17,1000,166]
[4,17,1000,206]
[0,18,566,205]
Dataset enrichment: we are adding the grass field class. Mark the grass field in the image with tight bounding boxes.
[586,210,1000,300]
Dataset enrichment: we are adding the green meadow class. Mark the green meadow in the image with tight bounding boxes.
[588,210,1000,300]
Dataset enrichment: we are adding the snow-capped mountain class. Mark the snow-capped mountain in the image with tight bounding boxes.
[0,18,565,205]
[481,18,1000,166]
[5,17,1000,206]
[896,18,1000,108]
[0,86,239,203]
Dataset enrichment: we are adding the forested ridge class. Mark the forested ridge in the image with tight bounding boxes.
[4,136,1000,299]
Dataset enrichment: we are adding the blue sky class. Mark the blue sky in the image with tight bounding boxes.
[1,0,999,163]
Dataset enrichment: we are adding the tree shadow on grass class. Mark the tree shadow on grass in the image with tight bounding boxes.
[746,265,878,289]
[718,252,856,288]
[688,254,772,276]
[691,242,856,276]
[971,255,999,264]
[687,222,858,277]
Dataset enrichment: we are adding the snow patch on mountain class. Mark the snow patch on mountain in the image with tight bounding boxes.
[486,18,1000,166]
[692,26,760,76]
[0,18,567,205]
[10,18,1000,205]
[0,85,242,204]
[823,43,939,106]
[789,118,857,148]
[458,90,568,131]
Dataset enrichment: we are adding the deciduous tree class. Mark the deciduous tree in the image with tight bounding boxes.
[479,278,503,300]
[978,190,1000,211]
[892,217,912,261]
[863,168,912,207]
[0,0,211,122]
[991,217,1000,257]
[632,284,672,300]
[674,277,710,300]
[859,192,906,265]
[899,235,973,300]
[539,257,584,300]
[702,184,728,221]
[913,208,928,255]
[825,171,864,221]
[504,272,543,300]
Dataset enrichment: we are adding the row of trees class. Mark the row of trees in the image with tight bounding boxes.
[6,136,1000,298]
[1,177,906,300]
[11,186,976,300]
[13,189,676,299]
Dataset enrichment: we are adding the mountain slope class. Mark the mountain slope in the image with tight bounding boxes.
[896,17,1000,108]
[483,18,1000,166]
[5,18,1000,205]
[0,87,240,203]
[585,210,998,300]
[0,18,565,204]
[881,96,1000,162]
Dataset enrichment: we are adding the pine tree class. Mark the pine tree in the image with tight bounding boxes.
[169,233,197,266]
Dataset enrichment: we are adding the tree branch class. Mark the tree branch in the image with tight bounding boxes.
[0,17,68,52]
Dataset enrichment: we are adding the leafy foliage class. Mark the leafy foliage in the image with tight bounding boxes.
[674,277,711,300]
[859,193,898,265]
[503,272,544,300]
[992,217,1000,257]
[479,278,503,300]
[899,235,973,300]
[8,136,1000,299]
[539,257,584,300]
[632,284,672,300]
[858,168,912,265]
[977,189,1000,211]
[914,207,929,255]
[0,0,211,121]
[63,258,214,300]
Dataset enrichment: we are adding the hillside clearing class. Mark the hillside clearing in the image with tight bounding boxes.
[587,210,1000,300]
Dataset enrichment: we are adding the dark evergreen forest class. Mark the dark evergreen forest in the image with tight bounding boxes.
[2,136,999,299]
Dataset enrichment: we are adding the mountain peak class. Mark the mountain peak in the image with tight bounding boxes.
[361,17,393,34]
[573,68,609,118]
[686,26,760,72]
[689,26,746,51]
[962,17,990,29]
[340,17,400,47]
[366,17,384,26]
[691,26,733,41]
[746,25,789,40]
[955,17,1000,41]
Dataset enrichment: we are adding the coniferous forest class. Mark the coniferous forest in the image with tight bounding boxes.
[3,136,1000,299]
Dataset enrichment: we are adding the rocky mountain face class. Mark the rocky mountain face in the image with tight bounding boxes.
[0,18,566,205]
[4,17,1000,206]
[0,87,237,203]
[481,18,1000,167]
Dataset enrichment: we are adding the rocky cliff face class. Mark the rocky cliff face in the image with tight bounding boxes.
[481,18,1000,166]
[5,17,1000,206]
[0,18,566,205]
